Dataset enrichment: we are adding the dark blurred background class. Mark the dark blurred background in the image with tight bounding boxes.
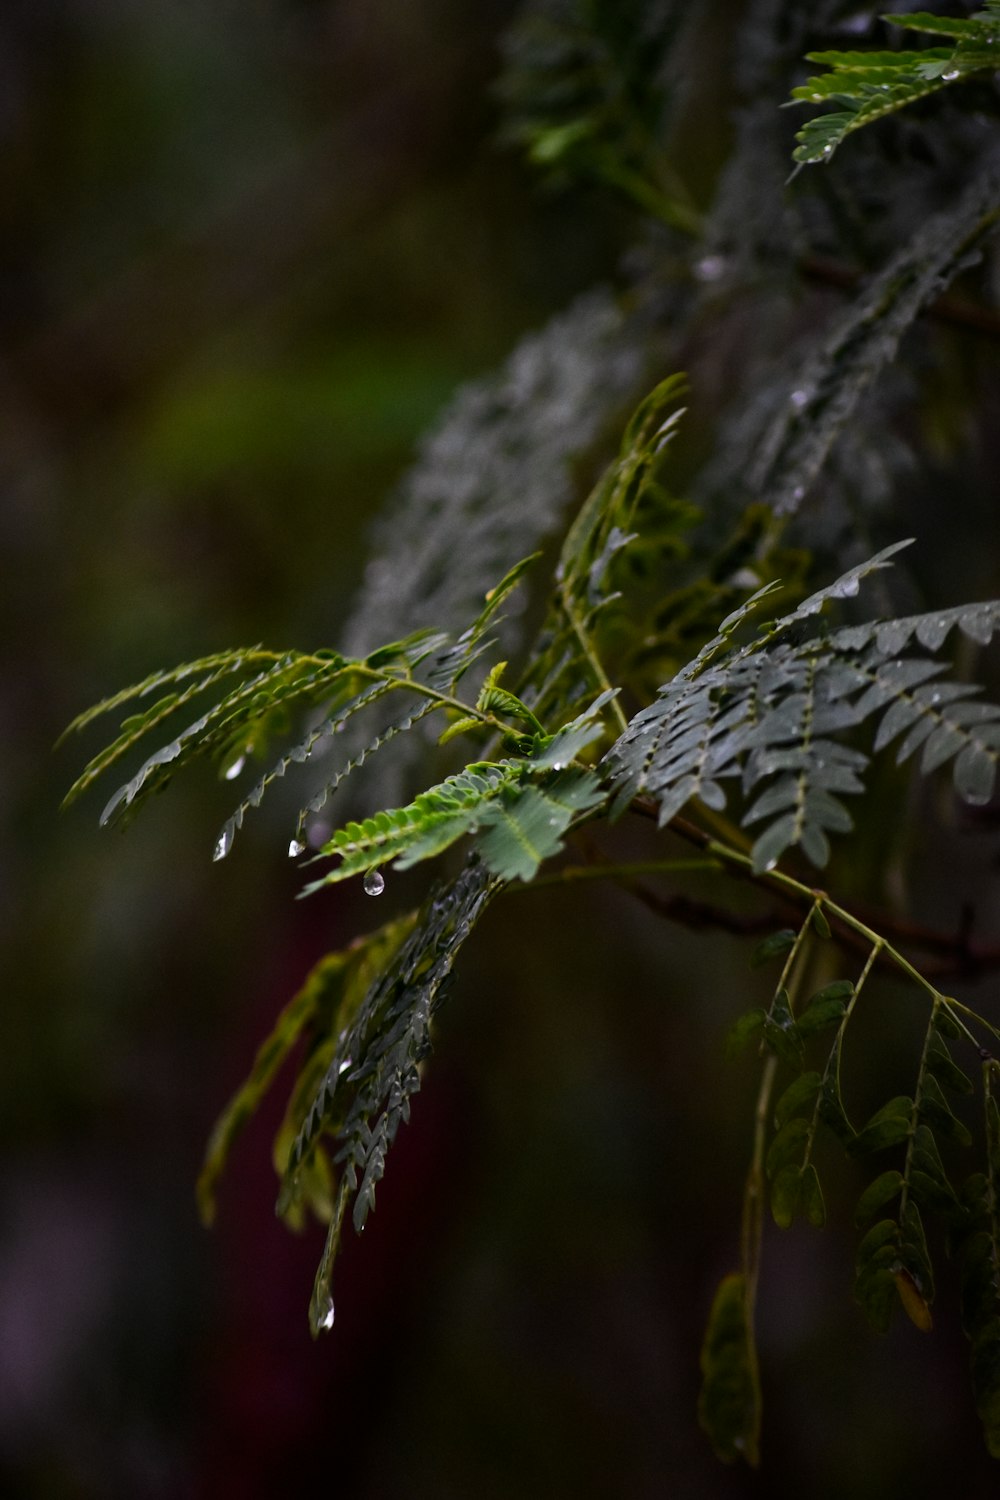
[5,2,1000,1497]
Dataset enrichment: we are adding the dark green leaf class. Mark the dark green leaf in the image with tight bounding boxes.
[761,1016,805,1068]
[725,1009,766,1059]
[855,1216,905,1333]
[909,1169,962,1218]
[766,1116,810,1179]
[856,1217,901,1267]
[750,930,796,968]
[770,1164,803,1229]
[854,1170,904,1227]
[761,986,804,1067]
[926,1031,975,1096]
[848,1097,914,1156]
[800,1164,826,1228]
[900,1201,934,1294]
[920,1073,973,1147]
[796,995,849,1039]
[697,1273,761,1467]
[811,906,832,939]
[774,1071,823,1128]
[819,1043,856,1144]
[935,1007,963,1041]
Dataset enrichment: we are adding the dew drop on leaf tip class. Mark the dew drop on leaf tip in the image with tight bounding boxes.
[363,869,385,897]
[316,1294,335,1332]
[213,828,233,862]
[288,838,306,858]
[223,753,246,781]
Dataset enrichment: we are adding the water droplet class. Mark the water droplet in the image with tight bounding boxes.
[790,389,809,410]
[821,144,834,159]
[338,1057,353,1075]
[964,788,992,808]
[363,869,385,897]
[694,254,727,283]
[213,827,233,862]
[791,484,806,504]
[316,1293,335,1332]
[943,68,960,81]
[223,753,246,781]
[288,838,306,858]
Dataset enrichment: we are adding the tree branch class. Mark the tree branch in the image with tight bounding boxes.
[620,799,1000,982]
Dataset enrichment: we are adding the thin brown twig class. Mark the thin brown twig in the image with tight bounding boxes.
[800,252,1000,342]
[621,799,1000,981]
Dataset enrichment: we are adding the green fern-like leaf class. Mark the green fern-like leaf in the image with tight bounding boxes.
[789,7,1000,164]
[304,726,607,892]
[61,557,550,861]
[605,543,1000,872]
[279,861,499,1335]
[524,373,689,727]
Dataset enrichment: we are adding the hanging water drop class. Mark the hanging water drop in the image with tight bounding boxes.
[316,1292,335,1332]
[223,753,246,781]
[288,838,306,858]
[363,869,385,897]
[790,389,809,410]
[213,826,233,862]
[942,68,960,81]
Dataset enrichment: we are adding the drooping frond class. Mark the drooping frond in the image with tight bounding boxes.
[217,555,542,858]
[196,912,416,1228]
[276,861,500,1336]
[523,372,690,726]
[604,542,1000,871]
[60,556,547,861]
[744,156,1000,518]
[702,835,1000,1457]
[789,8,1000,164]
